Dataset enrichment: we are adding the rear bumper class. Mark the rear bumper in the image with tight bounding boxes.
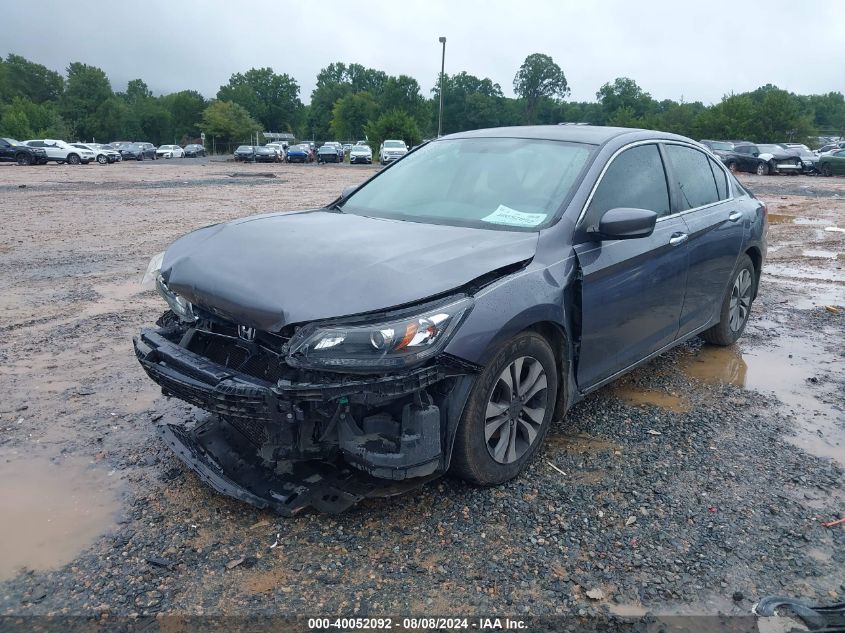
[134,326,477,511]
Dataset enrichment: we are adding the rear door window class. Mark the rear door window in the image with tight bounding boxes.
[664,144,720,210]
[587,144,671,219]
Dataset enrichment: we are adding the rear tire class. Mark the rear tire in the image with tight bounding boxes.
[700,254,756,346]
[451,331,558,485]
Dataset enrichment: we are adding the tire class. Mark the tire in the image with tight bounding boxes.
[700,254,756,346]
[97,154,107,165]
[15,152,32,166]
[821,164,832,177]
[137,154,143,161]
[726,161,737,174]
[755,162,768,176]
[451,331,559,485]
[66,153,80,165]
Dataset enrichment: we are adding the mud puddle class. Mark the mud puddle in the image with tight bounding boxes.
[0,451,123,580]
[765,262,843,283]
[611,385,690,413]
[680,335,844,467]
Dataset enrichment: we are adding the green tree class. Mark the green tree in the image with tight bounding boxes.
[217,67,302,132]
[330,92,379,141]
[431,71,506,134]
[596,77,655,121]
[201,100,262,144]
[61,62,113,139]
[308,62,390,140]
[0,54,64,104]
[364,110,421,153]
[513,53,569,123]
[124,78,153,102]
[160,90,206,141]
[0,107,32,138]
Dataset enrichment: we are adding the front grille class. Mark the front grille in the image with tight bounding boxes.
[186,329,288,384]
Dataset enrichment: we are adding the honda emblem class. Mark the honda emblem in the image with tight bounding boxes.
[238,325,256,342]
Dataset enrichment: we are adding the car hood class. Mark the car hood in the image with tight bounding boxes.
[161,210,539,331]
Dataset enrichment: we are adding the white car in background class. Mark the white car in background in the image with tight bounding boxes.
[349,144,373,164]
[23,139,95,165]
[265,143,286,160]
[379,139,408,165]
[156,145,185,159]
[71,142,120,165]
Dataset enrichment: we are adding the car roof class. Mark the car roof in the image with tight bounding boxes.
[440,125,692,147]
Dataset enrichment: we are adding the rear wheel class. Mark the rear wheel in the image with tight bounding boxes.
[451,331,558,485]
[15,152,32,166]
[700,254,755,346]
[755,162,768,176]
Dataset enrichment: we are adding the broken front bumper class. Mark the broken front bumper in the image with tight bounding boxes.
[134,326,475,513]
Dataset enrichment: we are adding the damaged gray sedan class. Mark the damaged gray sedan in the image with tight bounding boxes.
[135,125,767,515]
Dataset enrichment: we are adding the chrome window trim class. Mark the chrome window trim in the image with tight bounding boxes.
[576,139,736,228]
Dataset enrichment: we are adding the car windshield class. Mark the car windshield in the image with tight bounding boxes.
[342,138,593,231]
[352,146,369,152]
[236,146,252,151]
[708,141,733,151]
[384,141,405,148]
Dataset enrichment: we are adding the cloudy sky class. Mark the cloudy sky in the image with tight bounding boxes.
[2,1,843,104]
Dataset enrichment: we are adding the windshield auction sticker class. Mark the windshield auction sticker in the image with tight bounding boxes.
[481,205,546,227]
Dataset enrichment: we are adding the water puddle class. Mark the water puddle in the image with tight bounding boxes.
[611,385,690,413]
[765,262,842,282]
[801,249,838,259]
[680,336,845,467]
[767,214,795,224]
[0,452,122,580]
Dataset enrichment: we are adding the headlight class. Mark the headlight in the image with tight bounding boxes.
[287,297,473,371]
[155,276,197,322]
[141,252,164,288]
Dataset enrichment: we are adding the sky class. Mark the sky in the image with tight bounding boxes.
[2,1,844,105]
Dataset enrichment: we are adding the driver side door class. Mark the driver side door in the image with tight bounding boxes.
[573,143,689,389]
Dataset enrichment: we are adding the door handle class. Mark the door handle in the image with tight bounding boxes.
[728,211,742,222]
[669,232,688,246]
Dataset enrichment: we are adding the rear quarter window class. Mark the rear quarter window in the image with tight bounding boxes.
[665,144,720,210]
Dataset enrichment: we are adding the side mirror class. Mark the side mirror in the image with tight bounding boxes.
[340,185,357,200]
[593,207,657,240]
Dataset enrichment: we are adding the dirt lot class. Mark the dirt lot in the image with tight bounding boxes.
[0,160,842,622]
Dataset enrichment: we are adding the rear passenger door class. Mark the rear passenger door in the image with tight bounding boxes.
[574,143,689,389]
[663,144,744,337]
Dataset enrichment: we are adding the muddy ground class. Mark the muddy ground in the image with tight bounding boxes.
[0,161,842,623]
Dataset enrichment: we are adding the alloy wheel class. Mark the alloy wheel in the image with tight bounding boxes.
[484,356,548,464]
[729,269,752,332]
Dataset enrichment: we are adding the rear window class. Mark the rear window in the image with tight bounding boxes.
[664,144,720,210]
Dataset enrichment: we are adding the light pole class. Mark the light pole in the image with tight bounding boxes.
[437,36,446,137]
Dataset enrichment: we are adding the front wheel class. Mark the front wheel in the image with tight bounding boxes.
[700,254,755,346]
[821,164,832,177]
[726,161,737,174]
[755,162,769,176]
[67,153,80,165]
[15,153,32,166]
[451,331,558,485]
[97,154,107,165]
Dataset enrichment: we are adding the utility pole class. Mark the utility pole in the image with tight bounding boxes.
[438,36,447,137]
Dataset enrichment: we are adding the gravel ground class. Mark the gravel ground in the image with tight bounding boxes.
[0,161,842,624]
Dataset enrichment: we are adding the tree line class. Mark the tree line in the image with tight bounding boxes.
[1,52,843,153]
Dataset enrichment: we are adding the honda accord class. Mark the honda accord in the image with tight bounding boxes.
[134,125,767,515]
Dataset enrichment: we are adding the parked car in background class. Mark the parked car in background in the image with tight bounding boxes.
[699,139,735,161]
[23,139,95,165]
[134,125,766,515]
[0,137,48,165]
[819,149,845,176]
[349,144,373,164]
[118,142,157,160]
[342,143,353,154]
[379,139,408,165]
[183,144,207,158]
[317,143,341,163]
[786,147,820,174]
[816,142,845,156]
[265,143,285,160]
[732,143,801,175]
[72,142,119,164]
[233,145,255,161]
[253,146,278,163]
[324,141,344,161]
[156,145,185,159]
[780,143,810,153]
[285,144,311,163]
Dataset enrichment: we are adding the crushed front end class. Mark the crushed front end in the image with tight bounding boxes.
[134,309,477,515]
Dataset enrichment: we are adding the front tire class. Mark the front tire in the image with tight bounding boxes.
[451,331,558,485]
[15,153,32,166]
[821,164,832,177]
[700,254,755,346]
[67,153,80,165]
[755,162,769,176]
[97,154,107,165]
